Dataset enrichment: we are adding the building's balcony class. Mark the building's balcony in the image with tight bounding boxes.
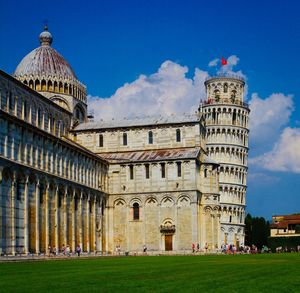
[202,98,249,108]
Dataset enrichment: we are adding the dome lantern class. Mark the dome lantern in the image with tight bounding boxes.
[39,25,53,46]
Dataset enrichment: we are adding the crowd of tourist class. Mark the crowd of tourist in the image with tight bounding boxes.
[46,244,83,257]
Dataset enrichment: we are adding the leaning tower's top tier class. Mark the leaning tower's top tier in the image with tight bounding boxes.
[204,76,246,107]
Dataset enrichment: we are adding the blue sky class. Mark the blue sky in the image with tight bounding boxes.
[1,0,299,219]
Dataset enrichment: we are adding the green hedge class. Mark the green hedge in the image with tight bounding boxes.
[268,236,300,252]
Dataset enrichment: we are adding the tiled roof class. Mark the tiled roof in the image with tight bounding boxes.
[271,215,300,229]
[74,113,201,131]
[270,220,300,229]
[98,147,201,163]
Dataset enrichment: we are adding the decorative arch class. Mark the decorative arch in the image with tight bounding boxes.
[161,196,174,207]
[74,103,85,122]
[177,195,191,207]
[114,198,126,208]
[50,95,71,111]
[145,196,158,206]
[129,197,142,207]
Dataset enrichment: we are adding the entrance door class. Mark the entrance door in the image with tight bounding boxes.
[165,235,173,251]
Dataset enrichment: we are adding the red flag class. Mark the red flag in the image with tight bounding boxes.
[221,57,227,65]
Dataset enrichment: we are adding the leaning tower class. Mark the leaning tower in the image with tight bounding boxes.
[201,75,250,247]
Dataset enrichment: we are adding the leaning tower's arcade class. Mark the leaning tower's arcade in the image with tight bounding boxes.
[201,75,250,247]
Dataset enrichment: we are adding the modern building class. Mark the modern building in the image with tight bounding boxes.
[270,215,300,237]
[0,27,249,255]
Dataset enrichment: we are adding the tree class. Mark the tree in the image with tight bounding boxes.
[244,213,270,248]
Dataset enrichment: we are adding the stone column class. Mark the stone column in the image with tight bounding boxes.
[86,194,90,253]
[0,167,3,255]
[99,198,104,252]
[93,196,97,253]
[79,191,83,250]
[191,198,198,247]
[35,179,40,254]
[45,182,50,251]
[217,213,221,249]
[23,175,29,254]
[71,190,76,252]
[11,172,17,255]
[211,214,215,250]
[54,186,59,252]
[202,210,206,248]
[63,187,68,246]
[107,202,113,253]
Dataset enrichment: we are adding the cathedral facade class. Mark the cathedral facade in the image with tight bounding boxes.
[0,27,249,255]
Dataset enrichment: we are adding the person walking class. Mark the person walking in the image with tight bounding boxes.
[76,245,81,257]
[66,245,70,257]
[205,242,208,253]
[143,245,147,253]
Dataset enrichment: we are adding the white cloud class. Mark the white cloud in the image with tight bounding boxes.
[88,60,209,120]
[249,127,300,173]
[87,58,299,174]
[247,172,280,185]
[216,55,245,78]
[249,93,294,150]
[208,58,219,67]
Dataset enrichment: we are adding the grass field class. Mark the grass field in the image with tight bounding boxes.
[0,254,299,293]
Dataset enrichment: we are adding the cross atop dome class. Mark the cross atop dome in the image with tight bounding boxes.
[39,25,53,46]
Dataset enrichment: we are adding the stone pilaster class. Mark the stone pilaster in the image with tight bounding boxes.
[23,175,29,254]
[45,182,50,250]
[79,191,83,249]
[0,167,3,255]
[71,190,76,252]
[93,197,97,252]
[63,187,68,246]
[86,194,90,253]
[55,186,59,251]
[35,179,40,254]
[11,172,16,255]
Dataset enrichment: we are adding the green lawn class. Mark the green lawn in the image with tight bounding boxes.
[0,254,299,292]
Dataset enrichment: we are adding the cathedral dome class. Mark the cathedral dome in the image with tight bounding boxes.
[13,26,87,108]
[14,26,77,80]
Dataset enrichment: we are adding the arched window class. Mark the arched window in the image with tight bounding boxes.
[35,80,40,91]
[29,80,34,89]
[161,163,166,178]
[41,80,46,91]
[74,105,85,122]
[177,162,182,177]
[176,129,181,142]
[123,133,127,146]
[214,89,220,101]
[204,169,207,178]
[133,202,139,220]
[23,100,28,119]
[52,117,56,134]
[37,108,42,127]
[48,80,53,91]
[129,165,134,180]
[99,134,103,147]
[145,164,150,179]
[232,111,237,125]
[8,92,14,112]
[229,215,232,223]
[231,90,237,103]
[224,83,228,93]
[148,131,153,144]
[59,82,63,93]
